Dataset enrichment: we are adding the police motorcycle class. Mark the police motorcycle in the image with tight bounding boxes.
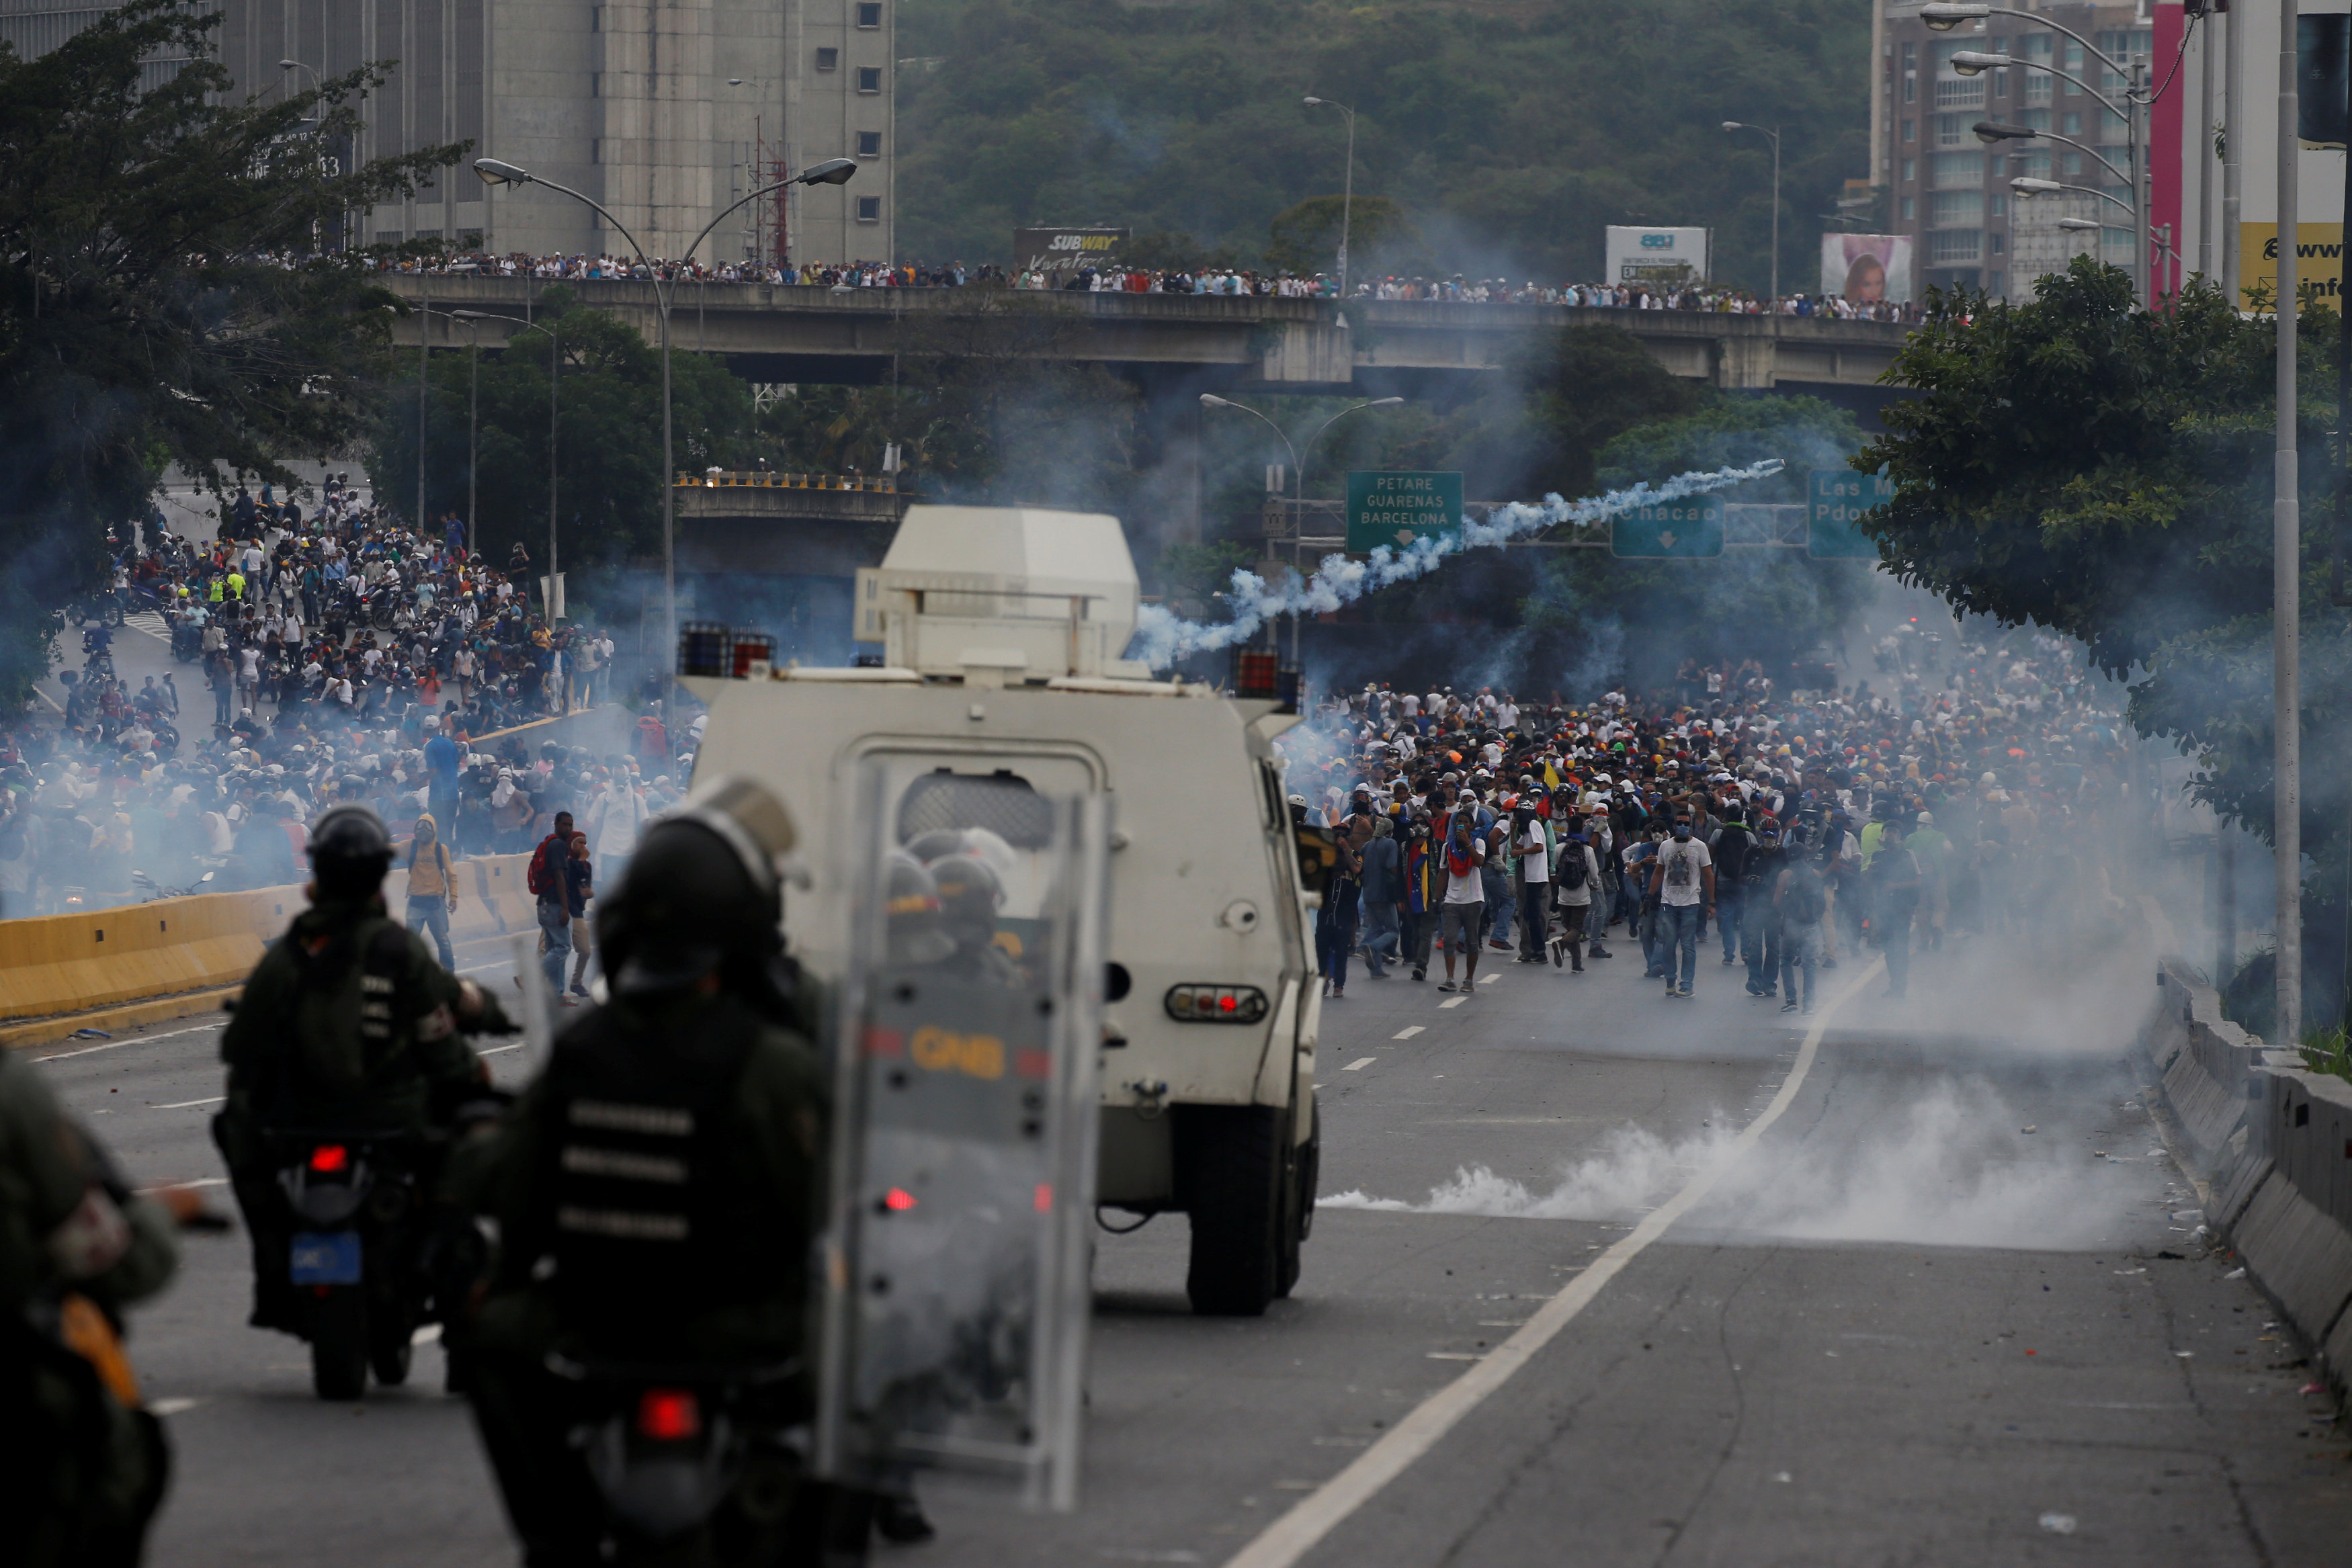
[265,1125,429,1399]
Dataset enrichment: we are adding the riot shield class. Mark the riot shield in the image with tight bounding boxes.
[814,757,1109,1511]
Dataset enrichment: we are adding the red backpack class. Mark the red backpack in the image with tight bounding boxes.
[527,836,560,896]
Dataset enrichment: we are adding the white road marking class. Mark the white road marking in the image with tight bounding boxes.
[148,1397,202,1416]
[35,1018,225,1061]
[1392,1026,1425,1041]
[412,1324,443,1345]
[1478,973,1499,985]
[480,1043,527,1055]
[1437,997,1466,1010]
[1341,1057,1374,1072]
[1425,1352,1485,1362]
[1222,955,1884,1568]
[152,1096,224,1109]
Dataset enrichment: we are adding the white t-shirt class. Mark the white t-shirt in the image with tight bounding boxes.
[1440,834,1486,904]
[1517,822,1549,882]
[1497,701,1519,729]
[1655,838,1712,907]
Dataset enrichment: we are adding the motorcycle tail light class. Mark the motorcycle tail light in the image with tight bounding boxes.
[309,1144,349,1174]
[636,1388,702,1442]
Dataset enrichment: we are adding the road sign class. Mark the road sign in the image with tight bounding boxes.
[1611,496,1723,558]
[1346,472,1462,554]
[1807,470,1892,560]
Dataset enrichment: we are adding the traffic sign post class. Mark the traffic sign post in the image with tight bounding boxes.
[1611,496,1724,558]
[1345,471,1462,554]
[1807,470,1892,559]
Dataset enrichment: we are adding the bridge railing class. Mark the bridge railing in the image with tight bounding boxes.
[677,470,898,493]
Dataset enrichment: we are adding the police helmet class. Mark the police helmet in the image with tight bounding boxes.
[904,828,970,864]
[599,775,796,996]
[308,803,394,898]
[929,853,1005,951]
[884,851,956,966]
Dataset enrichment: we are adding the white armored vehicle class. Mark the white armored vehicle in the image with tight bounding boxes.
[685,505,1323,1315]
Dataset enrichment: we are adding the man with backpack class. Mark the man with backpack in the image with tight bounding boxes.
[1548,825,1599,971]
[1710,805,1757,970]
[528,810,577,1002]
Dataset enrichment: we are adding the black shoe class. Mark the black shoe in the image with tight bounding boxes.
[1570,958,1585,972]
[1411,968,1425,982]
[1820,958,1839,969]
[1779,999,1798,1012]
[1551,939,1564,969]
[1589,945,1611,959]
[875,1494,937,1544]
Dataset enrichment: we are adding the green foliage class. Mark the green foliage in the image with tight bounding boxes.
[1595,394,1863,506]
[0,0,463,709]
[1262,195,1420,277]
[369,286,757,572]
[1857,257,2352,864]
[751,296,1143,513]
[894,0,1867,289]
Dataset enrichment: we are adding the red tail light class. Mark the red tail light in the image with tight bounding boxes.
[636,1389,702,1441]
[882,1186,918,1213]
[309,1145,349,1173]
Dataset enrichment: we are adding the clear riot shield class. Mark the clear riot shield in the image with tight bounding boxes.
[814,758,1109,1511]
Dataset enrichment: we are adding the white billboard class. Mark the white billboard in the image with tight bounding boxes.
[1820,233,1915,304]
[1603,226,1710,287]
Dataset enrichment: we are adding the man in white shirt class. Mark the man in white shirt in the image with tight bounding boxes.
[1646,814,1716,999]
[1435,808,1486,995]
[1513,808,1550,964]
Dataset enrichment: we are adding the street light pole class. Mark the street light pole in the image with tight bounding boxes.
[2273,0,2302,1047]
[1200,392,1402,664]
[1721,122,1781,301]
[1304,97,1356,301]
[471,155,855,670]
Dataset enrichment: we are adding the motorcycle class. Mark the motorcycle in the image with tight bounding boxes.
[542,1352,809,1562]
[267,1129,433,1400]
[69,589,125,627]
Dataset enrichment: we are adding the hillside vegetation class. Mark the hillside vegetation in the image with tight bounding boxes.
[893,0,1870,292]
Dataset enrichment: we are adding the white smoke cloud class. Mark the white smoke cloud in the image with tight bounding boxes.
[1319,1120,1740,1221]
[1125,459,1786,668]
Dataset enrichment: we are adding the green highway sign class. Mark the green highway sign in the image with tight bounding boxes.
[1346,471,1463,554]
[1611,496,1724,558]
[1808,470,1892,559]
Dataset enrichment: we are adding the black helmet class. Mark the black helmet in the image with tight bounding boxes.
[599,775,796,996]
[308,803,394,897]
[928,853,1004,952]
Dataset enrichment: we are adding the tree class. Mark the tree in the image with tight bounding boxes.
[893,0,1867,292]
[0,0,462,708]
[1263,195,1420,277]
[368,286,757,577]
[1856,258,2352,1019]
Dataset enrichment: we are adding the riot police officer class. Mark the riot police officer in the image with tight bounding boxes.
[458,776,839,1566]
[0,1045,183,1567]
[214,803,513,1337]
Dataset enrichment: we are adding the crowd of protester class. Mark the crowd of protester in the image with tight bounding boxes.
[1275,623,2137,1010]
[0,482,694,931]
[366,247,1925,321]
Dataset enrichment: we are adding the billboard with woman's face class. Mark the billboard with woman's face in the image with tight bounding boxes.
[1821,234,1914,303]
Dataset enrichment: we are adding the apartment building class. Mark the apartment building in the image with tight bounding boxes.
[0,0,895,266]
[1874,0,2150,298]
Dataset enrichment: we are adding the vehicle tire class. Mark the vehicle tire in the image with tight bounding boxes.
[106,598,124,627]
[1175,1105,1282,1317]
[310,1291,369,1401]
[1275,1094,1318,1299]
[368,1314,413,1387]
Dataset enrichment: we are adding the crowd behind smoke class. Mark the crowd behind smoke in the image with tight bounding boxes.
[359,248,1926,320]
[0,484,696,919]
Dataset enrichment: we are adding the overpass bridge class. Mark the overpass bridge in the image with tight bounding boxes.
[380,275,1913,404]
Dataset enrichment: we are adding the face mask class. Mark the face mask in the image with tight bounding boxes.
[1672,824,1693,840]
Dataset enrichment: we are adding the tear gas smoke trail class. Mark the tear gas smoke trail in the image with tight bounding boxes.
[1126,458,1786,669]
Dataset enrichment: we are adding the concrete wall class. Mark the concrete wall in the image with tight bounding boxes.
[2146,961,2352,1401]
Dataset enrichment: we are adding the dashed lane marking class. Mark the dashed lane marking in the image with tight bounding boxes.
[1392,1027,1425,1040]
[1341,1057,1374,1072]
[151,1096,224,1110]
[1437,997,1466,1009]
[1221,955,1885,1568]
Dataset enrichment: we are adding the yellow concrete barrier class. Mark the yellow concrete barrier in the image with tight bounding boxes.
[0,852,538,1033]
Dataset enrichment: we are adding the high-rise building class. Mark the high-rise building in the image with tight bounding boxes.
[1,0,894,267]
[1873,0,2148,300]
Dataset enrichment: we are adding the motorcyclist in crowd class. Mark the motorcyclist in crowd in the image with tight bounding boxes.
[213,804,514,1342]
[455,777,849,1563]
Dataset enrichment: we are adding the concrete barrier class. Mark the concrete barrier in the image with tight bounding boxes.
[2146,959,2352,1400]
[0,851,537,1045]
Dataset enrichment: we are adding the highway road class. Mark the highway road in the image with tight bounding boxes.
[34,923,2352,1567]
